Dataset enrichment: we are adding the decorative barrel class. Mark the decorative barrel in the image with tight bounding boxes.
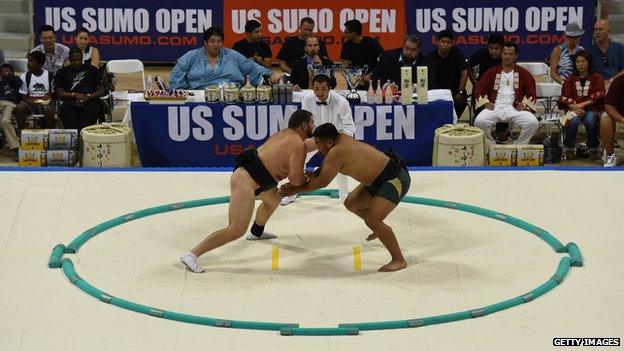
[81,123,133,167]
[432,124,486,166]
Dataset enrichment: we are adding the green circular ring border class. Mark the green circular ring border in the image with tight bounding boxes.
[48,188,583,336]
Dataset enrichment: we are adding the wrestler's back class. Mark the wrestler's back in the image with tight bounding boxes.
[333,136,389,185]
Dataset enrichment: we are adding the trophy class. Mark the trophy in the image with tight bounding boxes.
[309,62,334,79]
[338,64,368,104]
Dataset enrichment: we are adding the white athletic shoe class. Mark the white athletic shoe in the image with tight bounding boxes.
[180,252,205,273]
[246,231,277,240]
[604,153,618,167]
[280,195,297,206]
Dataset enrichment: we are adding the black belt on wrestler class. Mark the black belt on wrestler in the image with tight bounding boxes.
[234,148,277,191]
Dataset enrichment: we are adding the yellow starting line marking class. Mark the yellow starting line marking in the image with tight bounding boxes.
[353,246,362,271]
[271,245,279,271]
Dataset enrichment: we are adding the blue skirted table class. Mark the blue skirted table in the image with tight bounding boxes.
[130,101,454,167]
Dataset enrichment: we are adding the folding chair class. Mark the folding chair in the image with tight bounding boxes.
[6,58,28,75]
[517,62,564,142]
[536,82,564,143]
[105,59,145,122]
[517,62,551,82]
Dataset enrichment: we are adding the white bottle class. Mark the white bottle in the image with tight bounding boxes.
[416,66,429,105]
[375,79,383,104]
[367,84,375,104]
[384,79,393,104]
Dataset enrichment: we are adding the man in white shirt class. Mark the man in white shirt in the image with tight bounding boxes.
[281,74,355,205]
[31,25,69,75]
[473,42,538,145]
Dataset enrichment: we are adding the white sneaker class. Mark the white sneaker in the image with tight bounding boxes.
[180,252,205,273]
[604,153,617,167]
[280,195,297,206]
[246,231,277,240]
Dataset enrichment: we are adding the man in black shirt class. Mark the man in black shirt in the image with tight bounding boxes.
[55,48,105,132]
[290,36,336,90]
[372,35,436,90]
[232,20,272,69]
[468,34,506,134]
[468,34,504,86]
[276,17,329,74]
[0,63,22,156]
[428,30,468,117]
[340,19,384,89]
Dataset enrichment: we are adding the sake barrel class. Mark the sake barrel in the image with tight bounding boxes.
[81,123,133,167]
[432,124,486,166]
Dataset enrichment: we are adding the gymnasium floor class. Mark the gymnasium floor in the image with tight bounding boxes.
[0,169,622,350]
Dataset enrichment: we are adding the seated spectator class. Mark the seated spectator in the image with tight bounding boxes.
[550,22,585,84]
[55,48,105,132]
[428,30,468,117]
[0,63,22,159]
[473,42,538,146]
[74,27,101,68]
[232,20,272,69]
[169,27,273,89]
[600,74,624,167]
[372,35,436,89]
[468,34,504,86]
[340,19,384,89]
[557,51,605,160]
[588,20,624,86]
[15,51,55,129]
[468,34,505,138]
[290,36,336,91]
[31,25,69,75]
[276,17,329,74]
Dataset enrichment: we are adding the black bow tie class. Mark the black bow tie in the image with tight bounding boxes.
[316,101,327,105]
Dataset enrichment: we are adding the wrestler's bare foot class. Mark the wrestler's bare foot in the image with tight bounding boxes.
[366,233,377,241]
[378,259,407,272]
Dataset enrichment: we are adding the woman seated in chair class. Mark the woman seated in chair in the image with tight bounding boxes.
[55,48,105,132]
[557,50,605,160]
[74,27,101,68]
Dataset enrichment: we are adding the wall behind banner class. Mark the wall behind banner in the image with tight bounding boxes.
[33,0,594,63]
[223,0,407,62]
[406,0,594,61]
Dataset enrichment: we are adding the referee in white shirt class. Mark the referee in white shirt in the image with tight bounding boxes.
[281,74,355,205]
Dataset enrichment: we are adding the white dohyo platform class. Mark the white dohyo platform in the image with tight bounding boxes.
[49,189,581,336]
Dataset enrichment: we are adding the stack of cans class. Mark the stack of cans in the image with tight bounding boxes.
[47,129,78,166]
[18,129,79,167]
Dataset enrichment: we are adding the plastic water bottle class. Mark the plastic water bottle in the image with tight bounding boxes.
[278,80,286,105]
[285,82,293,104]
[272,82,279,104]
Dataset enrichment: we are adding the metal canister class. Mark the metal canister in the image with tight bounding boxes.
[204,86,221,103]
[223,84,240,104]
[240,84,256,103]
[256,85,272,103]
